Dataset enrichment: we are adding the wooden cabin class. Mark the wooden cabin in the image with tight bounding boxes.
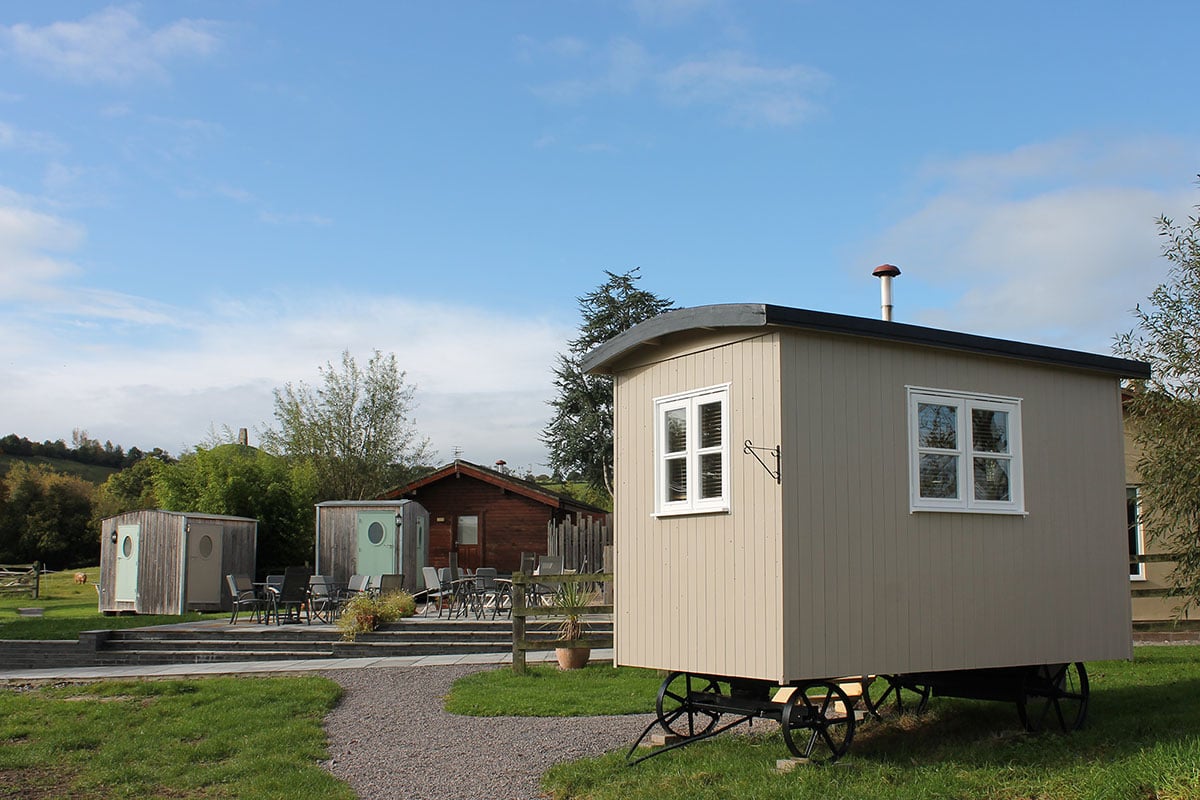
[379,460,608,573]
[314,500,429,592]
[98,510,257,615]
[582,303,1150,684]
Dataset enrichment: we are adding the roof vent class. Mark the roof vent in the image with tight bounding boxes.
[872,264,901,321]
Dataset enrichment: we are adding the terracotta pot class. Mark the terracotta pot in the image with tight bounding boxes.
[555,645,591,670]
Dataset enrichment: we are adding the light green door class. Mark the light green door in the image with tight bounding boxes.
[356,511,397,577]
[115,524,140,603]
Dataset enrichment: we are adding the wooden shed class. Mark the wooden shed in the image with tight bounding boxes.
[314,500,429,592]
[582,303,1151,685]
[98,510,257,615]
[380,460,608,573]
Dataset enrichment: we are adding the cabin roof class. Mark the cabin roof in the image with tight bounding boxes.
[101,509,258,524]
[378,459,609,515]
[580,302,1151,379]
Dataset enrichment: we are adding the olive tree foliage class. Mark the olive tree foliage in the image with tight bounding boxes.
[261,350,432,501]
[542,269,674,499]
[1115,186,1200,612]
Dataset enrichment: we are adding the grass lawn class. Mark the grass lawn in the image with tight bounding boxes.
[0,566,219,640]
[448,647,1200,800]
[0,675,353,799]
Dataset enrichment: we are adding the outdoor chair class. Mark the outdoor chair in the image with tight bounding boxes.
[226,574,268,624]
[270,567,311,624]
[421,566,451,617]
[307,575,336,624]
[533,555,562,606]
[472,567,508,620]
[336,574,371,608]
[376,574,404,595]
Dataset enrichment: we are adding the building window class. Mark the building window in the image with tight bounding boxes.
[907,387,1024,514]
[654,384,730,516]
[1128,486,1146,581]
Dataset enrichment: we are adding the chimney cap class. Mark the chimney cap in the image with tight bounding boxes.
[872,264,901,278]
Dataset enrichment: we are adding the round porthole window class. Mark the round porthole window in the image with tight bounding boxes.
[367,522,385,545]
[122,536,133,558]
[198,535,213,558]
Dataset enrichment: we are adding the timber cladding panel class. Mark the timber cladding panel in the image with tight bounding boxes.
[613,332,784,681]
[776,332,1131,682]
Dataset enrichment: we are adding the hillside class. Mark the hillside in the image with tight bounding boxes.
[0,454,118,485]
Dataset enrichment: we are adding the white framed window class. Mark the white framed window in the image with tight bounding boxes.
[1127,486,1146,581]
[907,387,1024,514]
[654,384,730,516]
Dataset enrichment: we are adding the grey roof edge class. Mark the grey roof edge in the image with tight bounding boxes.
[580,302,1151,379]
[316,500,412,508]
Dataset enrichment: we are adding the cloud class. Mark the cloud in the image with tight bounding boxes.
[531,37,651,103]
[1,276,571,468]
[860,137,1198,353]
[0,120,62,153]
[0,5,220,85]
[0,188,85,300]
[658,51,828,126]
[526,35,826,127]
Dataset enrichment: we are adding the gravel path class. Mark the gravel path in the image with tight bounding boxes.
[320,664,652,800]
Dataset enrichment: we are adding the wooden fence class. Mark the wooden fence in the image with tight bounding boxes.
[547,515,611,573]
[510,571,613,674]
[0,563,40,598]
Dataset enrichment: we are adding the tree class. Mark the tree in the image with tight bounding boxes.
[1115,181,1200,613]
[0,462,96,568]
[542,269,674,498]
[154,444,316,572]
[261,350,431,500]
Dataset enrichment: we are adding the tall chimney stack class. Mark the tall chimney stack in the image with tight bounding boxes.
[872,264,901,321]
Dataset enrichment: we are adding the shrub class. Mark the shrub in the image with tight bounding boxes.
[336,590,416,641]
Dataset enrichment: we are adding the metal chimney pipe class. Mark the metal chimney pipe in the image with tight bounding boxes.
[872,264,901,321]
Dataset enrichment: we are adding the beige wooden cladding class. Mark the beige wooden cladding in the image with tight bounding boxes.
[612,329,1132,684]
[613,332,785,681]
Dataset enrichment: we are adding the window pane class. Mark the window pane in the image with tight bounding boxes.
[918,403,957,449]
[919,454,958,498]
[666,458,687,502]
[699,453,722,499]
[972,458,1011,501]
[457,515,478,545]
[972,409,1009,453]
[699,401,722,449]
[665,408,687,453]
[1127,487,1141,576]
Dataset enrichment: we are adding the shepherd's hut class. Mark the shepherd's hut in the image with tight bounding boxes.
[582,301,1150,684]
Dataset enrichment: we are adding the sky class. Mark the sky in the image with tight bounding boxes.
[1,2,1197,474]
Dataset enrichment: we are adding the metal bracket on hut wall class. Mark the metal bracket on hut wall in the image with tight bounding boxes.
[743,441,781,484]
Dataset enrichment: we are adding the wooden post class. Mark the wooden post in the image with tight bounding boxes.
[512,572,527,674]
[33,561,39,600]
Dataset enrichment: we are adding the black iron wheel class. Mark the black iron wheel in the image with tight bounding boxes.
[864,675,930,719]
[780,681,856,762]
[655,672,723,739]
[1017,662,1089,733]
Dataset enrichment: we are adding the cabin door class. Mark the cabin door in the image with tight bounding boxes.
[115,523,140,603]
[455,514,481,571]
[356,511,397,577]
[185,522,223,608]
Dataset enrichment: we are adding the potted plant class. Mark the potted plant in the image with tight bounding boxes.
[553,578,596,670]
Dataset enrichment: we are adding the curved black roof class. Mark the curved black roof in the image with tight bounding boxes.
[580,303,1150,379]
